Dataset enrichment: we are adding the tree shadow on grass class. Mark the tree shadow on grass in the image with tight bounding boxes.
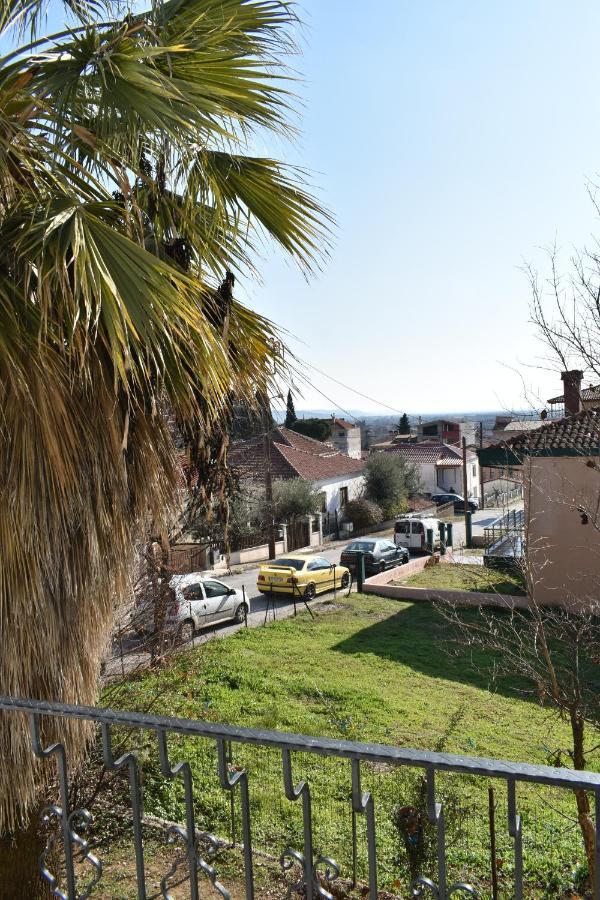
[332,600,533,702]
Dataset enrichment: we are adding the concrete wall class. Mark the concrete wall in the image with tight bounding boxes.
[329,428,362,460]
[229,540,285,566]
[363,556,528,609]
[313,473,365,516]
[526,456,600,610]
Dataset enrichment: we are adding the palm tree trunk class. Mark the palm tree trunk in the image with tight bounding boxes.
[0,819,51,900]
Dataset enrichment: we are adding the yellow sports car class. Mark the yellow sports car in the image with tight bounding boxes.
[257,553,351,599]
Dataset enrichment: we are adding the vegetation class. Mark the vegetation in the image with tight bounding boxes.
[290,418,333,442]
[364,452,422,517]
[101,594,594,896]
[342,498,384,530]
[398,563,526,595]
[272,477,321,523]
[0,0,330,883]
[284,389,297,428]
[398,412,410,434]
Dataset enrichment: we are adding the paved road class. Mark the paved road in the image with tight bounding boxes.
[103,504,521,679]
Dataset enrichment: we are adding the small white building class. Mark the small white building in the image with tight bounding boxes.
[382,442,480,499]
[327,418,362,460]
[229,426,365,518]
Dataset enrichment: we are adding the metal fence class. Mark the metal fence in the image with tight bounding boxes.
[483,508,525,551]
[1,696,599,899]
[482,485,523,509]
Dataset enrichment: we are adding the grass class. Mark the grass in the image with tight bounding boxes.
[96,594,591,898]
[396,562,526,595]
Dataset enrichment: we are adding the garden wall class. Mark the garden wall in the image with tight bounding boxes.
[363,555,530,610]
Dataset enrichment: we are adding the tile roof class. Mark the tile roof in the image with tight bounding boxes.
[548,384,600,404]
[229,427,365,484]
[483,407,600,458]
[332,417,356,430]
[502,420,545,432]
[382,442,474,464]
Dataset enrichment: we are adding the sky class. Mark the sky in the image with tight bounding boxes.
[14,1,600,415]
[238,0,600,415]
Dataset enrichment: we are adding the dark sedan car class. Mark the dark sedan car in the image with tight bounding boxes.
[431,492,479,513]
[340,539,409,575]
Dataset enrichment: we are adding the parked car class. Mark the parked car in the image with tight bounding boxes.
[136,573,248,642]
[340,540,409,575]
[431,492,479,513]
[257,553,350,599]
[394,516,441,553]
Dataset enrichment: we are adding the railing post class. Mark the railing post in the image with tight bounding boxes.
[29,713,77,899]
[508,779,523,900]
[351,759,377,898]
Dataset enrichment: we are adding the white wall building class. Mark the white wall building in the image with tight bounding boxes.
[382,443,480,499]
[327,418,362,460]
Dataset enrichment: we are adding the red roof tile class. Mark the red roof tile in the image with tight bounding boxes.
[229,427,364,484]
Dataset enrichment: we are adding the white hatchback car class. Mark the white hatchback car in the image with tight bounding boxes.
[137,573,248,643]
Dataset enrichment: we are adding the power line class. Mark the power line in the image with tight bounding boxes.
[299,358,406,417]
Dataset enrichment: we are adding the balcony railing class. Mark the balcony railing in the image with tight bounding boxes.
[1,696,599,899]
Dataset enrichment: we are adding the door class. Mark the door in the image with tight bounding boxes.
[380,540,399,566]
[180,582,207,630]
[307,557,334,593]
[202,580,235,624]
[394,520,410,549]
[411,519,425,550]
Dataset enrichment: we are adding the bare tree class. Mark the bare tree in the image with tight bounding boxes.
[440,589,600,892]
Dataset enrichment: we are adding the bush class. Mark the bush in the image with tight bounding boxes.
[364,452,422,517]
[272,478,321,522]
[290,418,332,442]
[342,499,383,530]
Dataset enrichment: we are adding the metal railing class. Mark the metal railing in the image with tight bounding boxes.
[1,696,599,899]
[483,508,525,550]
[482,485,524,509]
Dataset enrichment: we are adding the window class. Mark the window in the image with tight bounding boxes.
[202,580,229,598]
[182,584,203,602]
[339,486,349,507]
[395,522,410,534]
[411,521,424,534]
[338,431,345,438]
[347,541,376,552]
[270,558,305,571]
[308,558,332,570]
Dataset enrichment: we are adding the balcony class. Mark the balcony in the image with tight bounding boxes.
[1,696,599,899]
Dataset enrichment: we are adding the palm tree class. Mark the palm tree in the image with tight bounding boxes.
[0,0,330,891]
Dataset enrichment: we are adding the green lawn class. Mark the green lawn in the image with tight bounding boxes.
[101,594,590,897]
[396,562,526,595]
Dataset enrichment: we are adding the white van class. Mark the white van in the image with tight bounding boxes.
[394,516,441,553]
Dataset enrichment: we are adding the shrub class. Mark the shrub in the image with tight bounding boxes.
[364,452,422,517]
[272,478,321,523]
[342,498,383,530]
[290,418,332,442]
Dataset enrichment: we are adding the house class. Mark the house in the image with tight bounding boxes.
[491,418,546,442]
[381,442,480,499]
[229,426,365,520]
[547,369,600,417]
[326,417,362,459]
[417,417,476,446]
[479,398,600,610]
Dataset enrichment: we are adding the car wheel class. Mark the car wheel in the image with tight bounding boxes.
[234,603,247,624]
[178,620,195,644]
[304,582,316,600]
[403,553,409,565]
[341,572,350,589]
[379,560,386,573]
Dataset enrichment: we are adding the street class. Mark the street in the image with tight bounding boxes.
[103,504,519,679]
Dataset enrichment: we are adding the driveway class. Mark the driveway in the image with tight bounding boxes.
[103,507,522,680]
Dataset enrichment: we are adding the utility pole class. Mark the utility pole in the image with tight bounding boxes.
[479,420,484,510]
[262,399,276,560]
[462,435,472,548]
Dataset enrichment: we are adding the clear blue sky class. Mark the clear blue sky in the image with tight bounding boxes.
[241,0,600,415]
[17,2,600,415]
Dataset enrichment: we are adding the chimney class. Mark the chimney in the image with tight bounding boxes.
[561,369,583,416]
